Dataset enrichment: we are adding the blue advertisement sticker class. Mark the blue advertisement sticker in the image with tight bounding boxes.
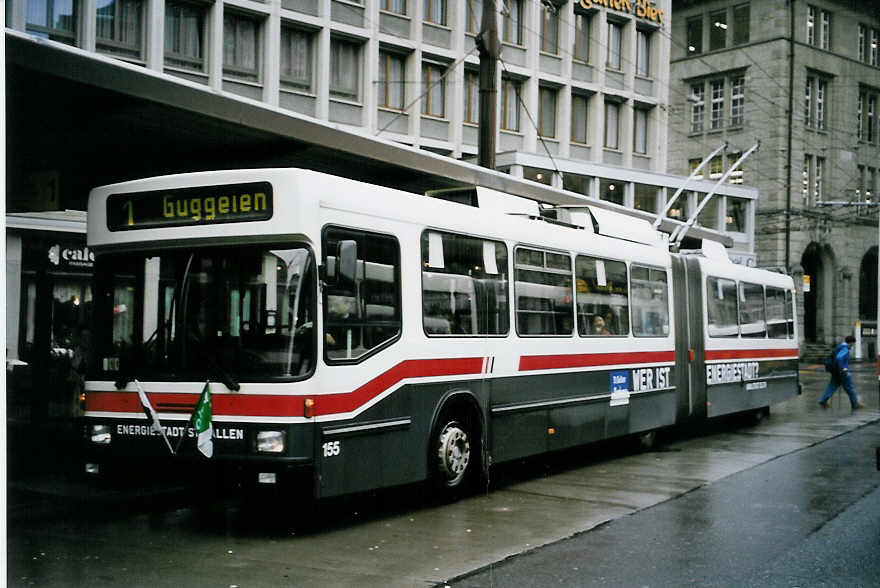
[610,370,630,393]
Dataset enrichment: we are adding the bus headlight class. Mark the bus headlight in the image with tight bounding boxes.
[91,424,112,445]
[256,430,285,454]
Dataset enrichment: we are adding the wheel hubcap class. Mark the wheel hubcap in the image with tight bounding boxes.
[437,422,470,486]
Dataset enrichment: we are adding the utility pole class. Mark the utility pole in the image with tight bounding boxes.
[476,0,500,170]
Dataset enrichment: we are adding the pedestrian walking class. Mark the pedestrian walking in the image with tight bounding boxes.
[819,335,865,410]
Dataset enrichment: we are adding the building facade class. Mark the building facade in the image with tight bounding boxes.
[668,0,880,357]
[6,0,761,250]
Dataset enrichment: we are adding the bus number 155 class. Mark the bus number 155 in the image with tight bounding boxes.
[322,441,341,457]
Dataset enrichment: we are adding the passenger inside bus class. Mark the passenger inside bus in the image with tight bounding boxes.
[593,315,611,335]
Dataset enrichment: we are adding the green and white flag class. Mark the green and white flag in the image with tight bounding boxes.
[191,381,213,458]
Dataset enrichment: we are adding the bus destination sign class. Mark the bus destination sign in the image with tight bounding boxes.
[107,182,273,231]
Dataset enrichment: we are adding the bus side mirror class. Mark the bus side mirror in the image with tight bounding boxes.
[337,240,358,285]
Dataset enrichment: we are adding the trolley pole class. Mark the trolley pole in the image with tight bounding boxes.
[476,0,500,170]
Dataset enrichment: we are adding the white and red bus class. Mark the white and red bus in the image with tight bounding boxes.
[83,168,799,499]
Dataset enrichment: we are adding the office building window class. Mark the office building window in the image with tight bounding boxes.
[802,155,812,202]
[709,9,726,51]
[96,0,143,60]
[727,152,743,184]
[223,12,260,82]
[165,1,204,71]
[501,76,521,132]
[604,102,619,149]
[814,157,824,203]
[872,30,879,66]
[689,158,704,180]
[806,5,815,45]
[710,79,724,130]
[691,83,705,132]
[820,10,830,49]
[869,95,876,143]
[730,76,744,126]
[466,0,482,34]
[27,0,78,45]
[280,26,313,92]
[709,156,723,179]
[858,92,864,140]
[607,21,621,70]
[857,165,866,201]
[732,4,749,45]
[424,0,445,26]
[464,68,479,124]
[540,4,558,55]
[600,179,624,205]
[816,78,826,130]
[804,76,828,129]
[539,86,557,138]
[633,108,648,154]
[382,0,406,15]
[726,197,747,232]
[804,76,812,125]
[636,29,650,77]
[686,16,702,54]
[574,11,590,62]
[503,0,522,45]
[634,184,658,213]
[859,25,867,62]
[571,92,590,144]
[422,62,446,118]
[330,38,361,101]
[378,51,406,110]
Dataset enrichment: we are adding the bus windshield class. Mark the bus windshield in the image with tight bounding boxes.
[93,244,316,384]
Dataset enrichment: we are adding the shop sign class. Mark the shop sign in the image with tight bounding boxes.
[577,0,664,25]
[48,244,95,269]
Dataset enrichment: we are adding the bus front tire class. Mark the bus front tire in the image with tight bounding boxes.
[431,409,479,499]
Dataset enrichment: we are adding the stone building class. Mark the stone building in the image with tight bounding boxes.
[668,0,880,357]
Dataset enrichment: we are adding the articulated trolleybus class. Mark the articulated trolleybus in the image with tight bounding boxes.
[84,168,800,499]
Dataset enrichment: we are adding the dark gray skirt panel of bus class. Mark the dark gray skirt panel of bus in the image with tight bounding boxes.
[83,419,315,499]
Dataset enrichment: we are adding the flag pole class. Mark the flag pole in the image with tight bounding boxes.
[135,379,175,455]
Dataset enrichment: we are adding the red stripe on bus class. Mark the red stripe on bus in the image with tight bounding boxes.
[86,357,485,418]
[518,351,675,372]
[704,348,799,361]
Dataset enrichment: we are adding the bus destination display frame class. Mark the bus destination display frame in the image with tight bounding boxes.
[106,181,273,231]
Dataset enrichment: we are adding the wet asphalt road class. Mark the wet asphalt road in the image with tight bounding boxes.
[451,421,880,588]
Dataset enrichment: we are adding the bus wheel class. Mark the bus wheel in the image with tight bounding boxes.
[433,416,474,494]
[635,430,658,451]
[750,406,770,425]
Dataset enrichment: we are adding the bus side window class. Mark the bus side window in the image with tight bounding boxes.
[420,231,509,336]
[575,255,629,336]
[631,265,670,337]
[514,248,573,336]
[322,227,401,362]
[766,286,790,339]
[706,276,738,338]
[739,282,767,338]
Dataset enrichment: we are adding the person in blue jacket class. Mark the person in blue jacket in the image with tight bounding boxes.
[819,335,864,410]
